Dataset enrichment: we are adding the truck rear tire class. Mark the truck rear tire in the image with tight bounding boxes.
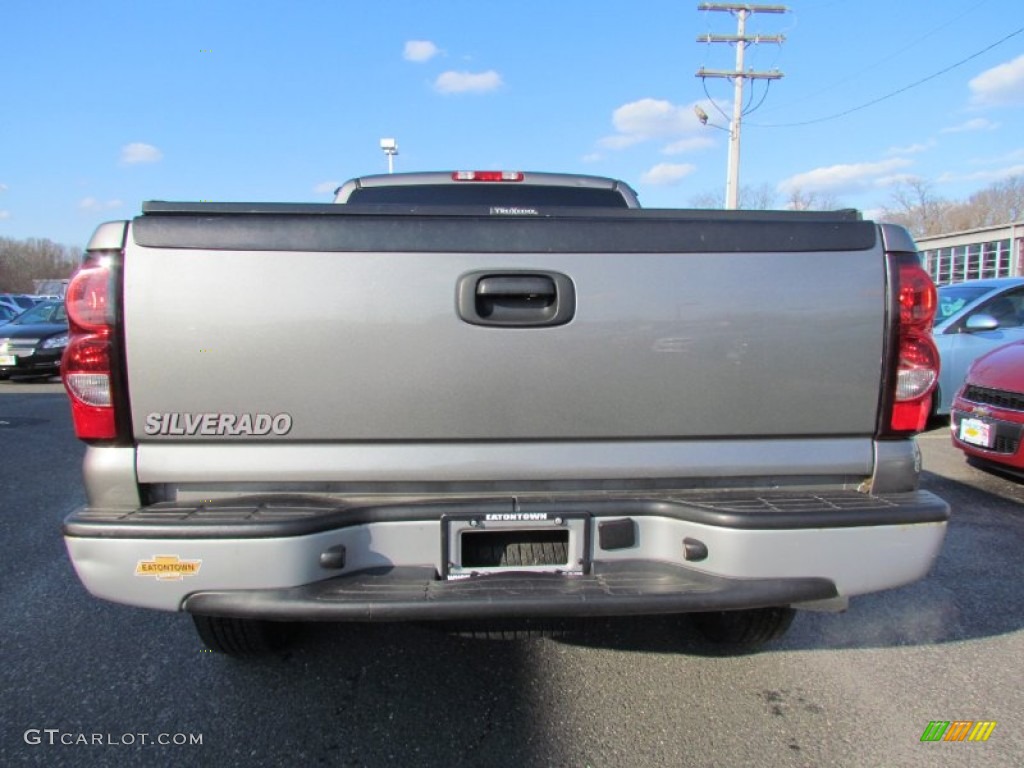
[691,606,796,649]
[192,614,295,657]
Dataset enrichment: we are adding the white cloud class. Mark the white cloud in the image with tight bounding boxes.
[614,98,692,136]
[599,98,711,153]
[120,142,162,164]
[597,133,645,150]
[992,148,1024,164]
[937,164,1024,185]
[941,117,1000,134]
[78,197,123,212]
[616,98,695,137]
[581,153,603,164]
[778,158,912,195]
[640,163,696,186]
[874,172,918,188]
[404,40,440,63]
[963,148,1024,169]
[313,180,340,195]
[0,183,7,193]
[0,210,10,220]
[970,54,1024,106]
[433,70,502,94]
[662,136,715,155]
[886,140,935,156]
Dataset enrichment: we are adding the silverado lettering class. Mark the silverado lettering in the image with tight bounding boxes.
[143,412,293,436]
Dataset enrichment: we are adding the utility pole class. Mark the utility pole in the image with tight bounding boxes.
[696,3,786,209]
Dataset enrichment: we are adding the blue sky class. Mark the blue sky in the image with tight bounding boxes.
[2,0,1023,247]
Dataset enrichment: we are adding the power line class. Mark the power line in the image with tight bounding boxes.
[759,0,994,115]
[749,25,1024,128]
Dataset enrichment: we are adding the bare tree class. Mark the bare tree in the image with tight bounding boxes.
[739,182,779,210]
[688,190,723,209]
[784,187,843,212]
[0,237,80,293]
[692,173,1024,232]
[881,177,951,237]
[881,174,1024,236]
[960,176,1024,228]
[689,183,779,210]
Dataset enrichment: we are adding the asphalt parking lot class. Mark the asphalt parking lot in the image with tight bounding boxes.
[1,379,1021,767]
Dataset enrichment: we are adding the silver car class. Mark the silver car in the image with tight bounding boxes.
[932,276,1024,415]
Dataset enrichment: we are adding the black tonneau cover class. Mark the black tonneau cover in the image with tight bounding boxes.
[134,204,875,253]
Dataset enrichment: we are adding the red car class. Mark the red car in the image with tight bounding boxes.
[951,339,1024,479]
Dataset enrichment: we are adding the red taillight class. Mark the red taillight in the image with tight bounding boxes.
[63,258,118,440]
[896,262,937,327]
[452,171,524,182]
[65,265,114,332]
[883,258,939,435]
[891,335,940,430]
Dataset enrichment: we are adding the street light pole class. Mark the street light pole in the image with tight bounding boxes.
[379,138,398,174]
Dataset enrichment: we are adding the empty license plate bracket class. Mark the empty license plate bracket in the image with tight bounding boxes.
[441,511,590,581]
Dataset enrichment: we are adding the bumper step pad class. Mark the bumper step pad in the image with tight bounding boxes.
[183,560,837,622]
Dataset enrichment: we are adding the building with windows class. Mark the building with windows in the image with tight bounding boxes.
[916,222,1024,286]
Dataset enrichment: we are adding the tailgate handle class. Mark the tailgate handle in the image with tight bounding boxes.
[457,271,575,327]
[477,276,555,298]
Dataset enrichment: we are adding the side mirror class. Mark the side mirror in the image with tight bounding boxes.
[964,313,1000,332]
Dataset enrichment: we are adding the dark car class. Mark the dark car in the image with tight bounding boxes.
[951,339,1024,480]
[0,300,69,380]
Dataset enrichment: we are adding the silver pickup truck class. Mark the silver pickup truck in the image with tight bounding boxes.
[61,171,949,656]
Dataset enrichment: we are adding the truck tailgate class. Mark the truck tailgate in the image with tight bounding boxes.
[123,212,884,443]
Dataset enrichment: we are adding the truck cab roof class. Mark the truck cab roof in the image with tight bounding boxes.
[332,170,641,208]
